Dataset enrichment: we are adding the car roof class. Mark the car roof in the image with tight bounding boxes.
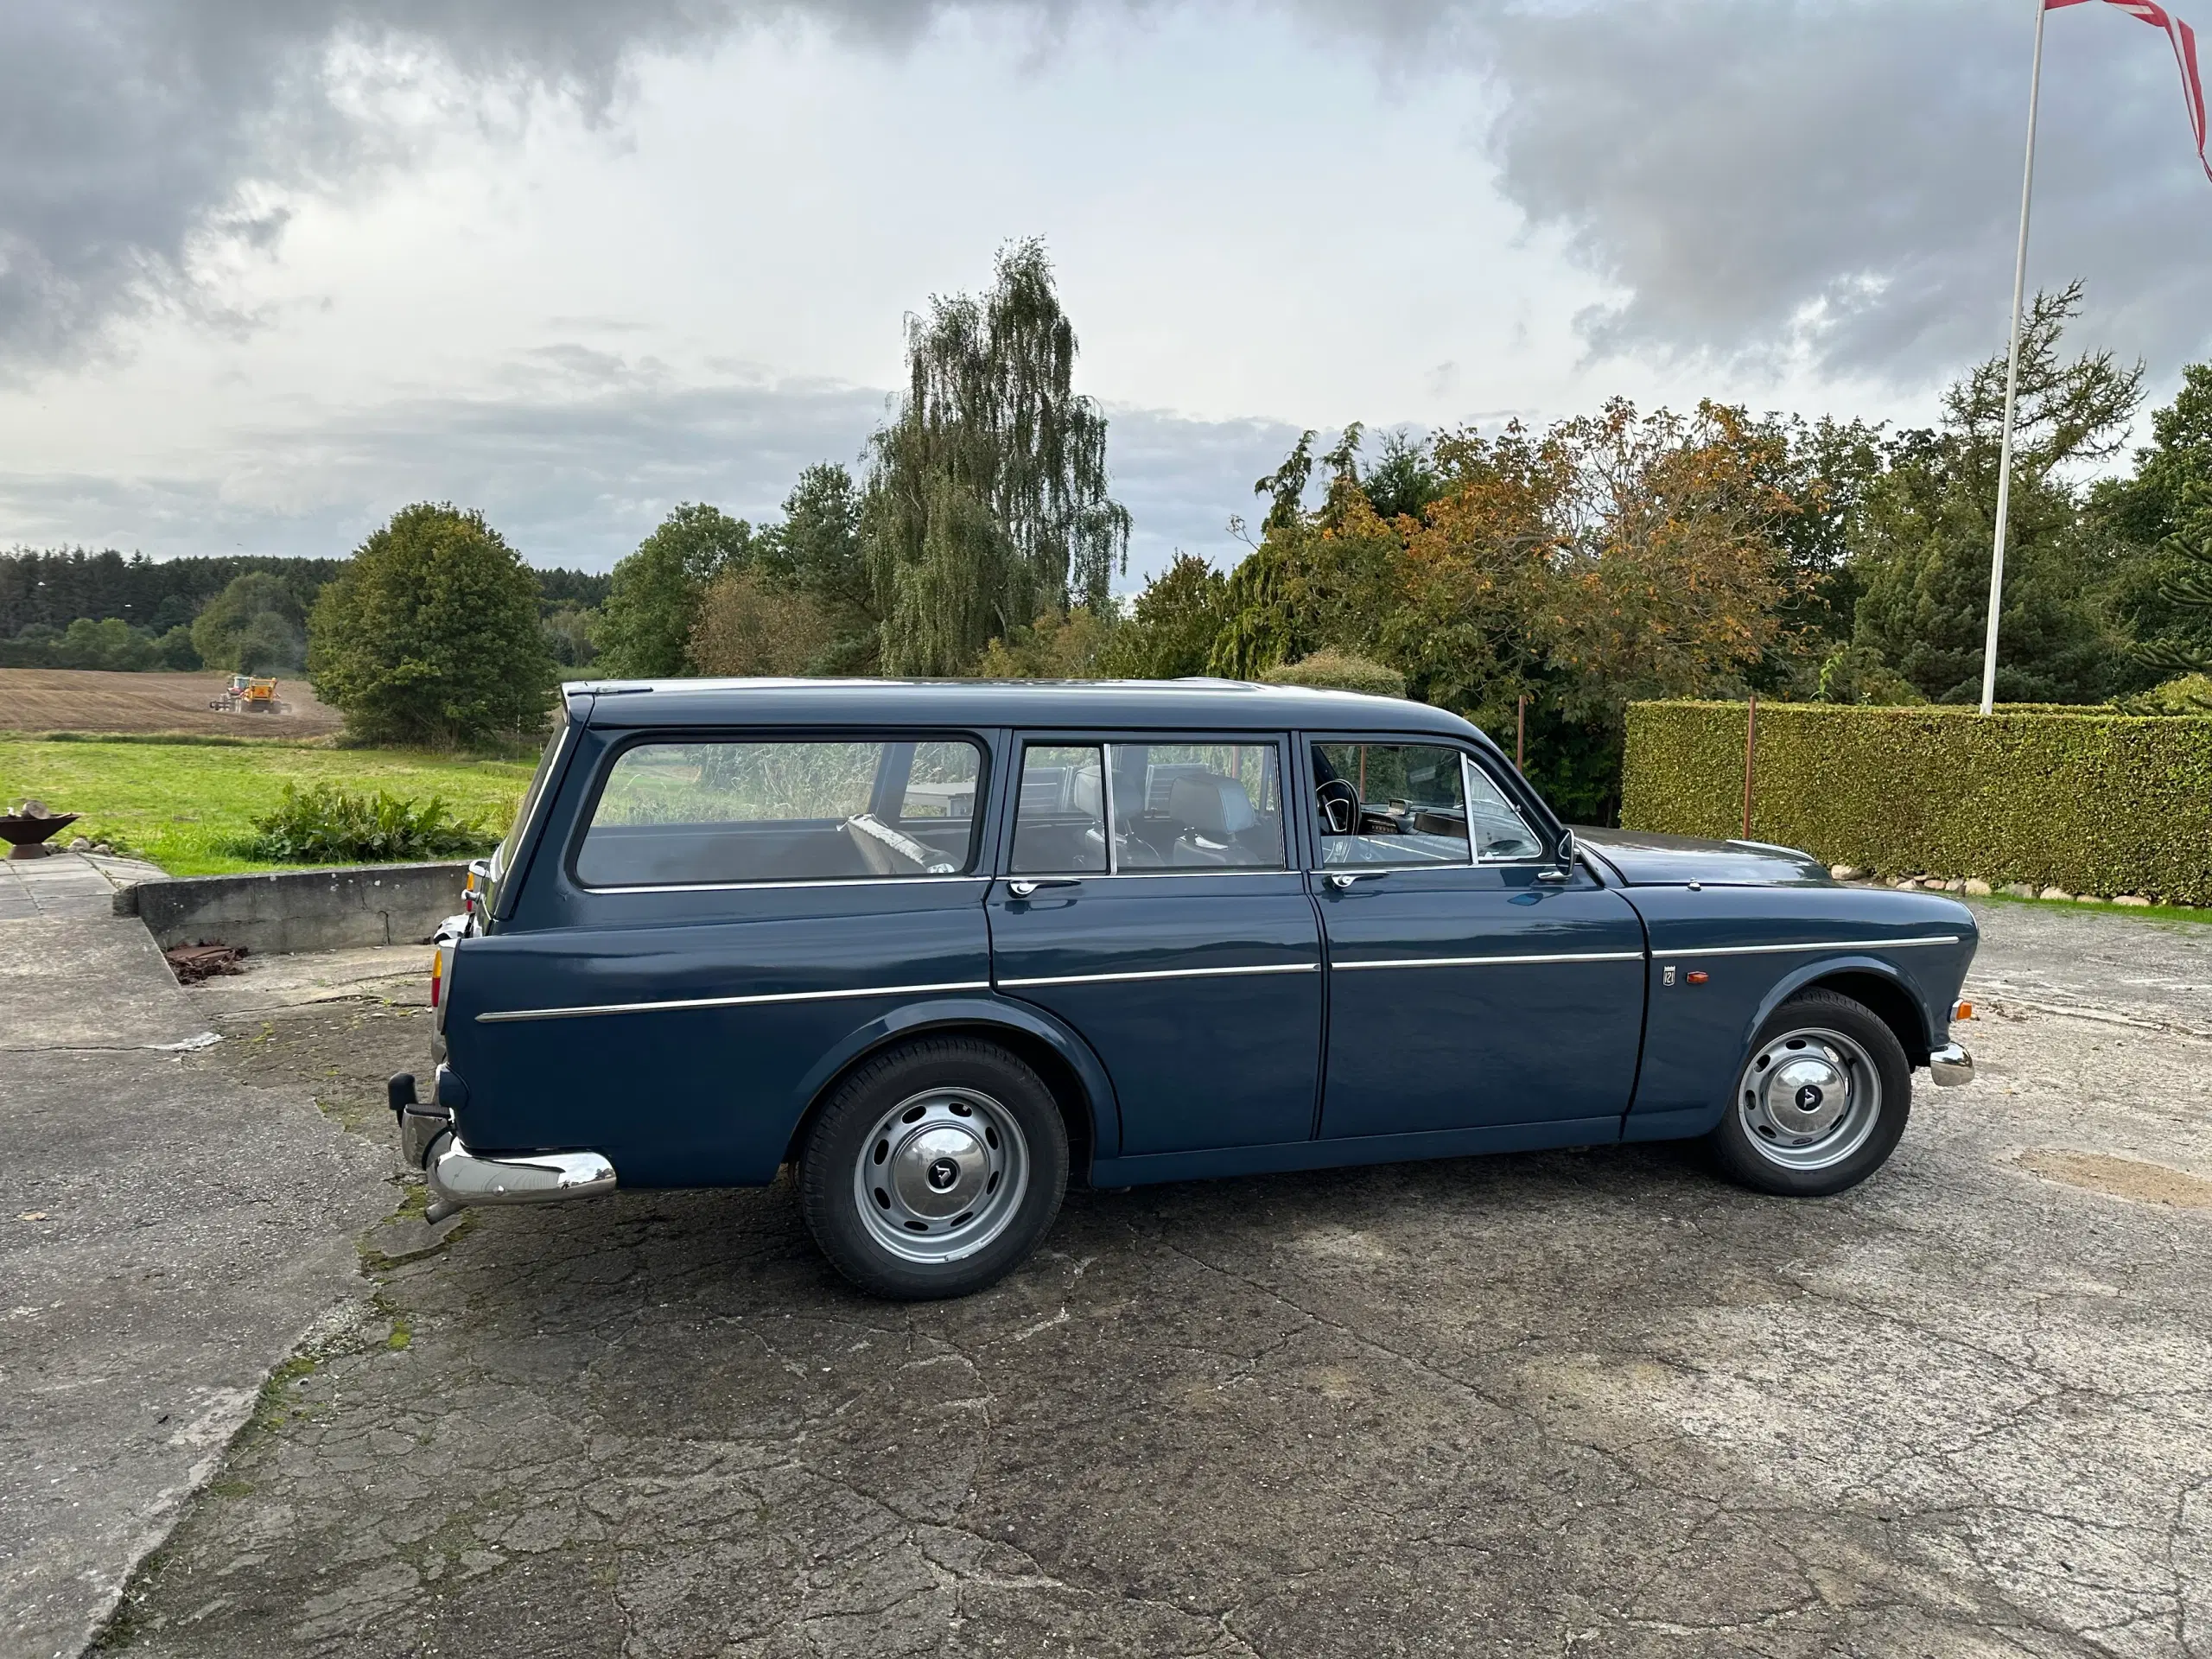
[566,677,1491,744]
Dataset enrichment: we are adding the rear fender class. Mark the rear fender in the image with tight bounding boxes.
[786,995,1123,1167]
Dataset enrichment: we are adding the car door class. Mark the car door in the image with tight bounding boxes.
[1306,735,1646,1141]
[985,734,1324,1157]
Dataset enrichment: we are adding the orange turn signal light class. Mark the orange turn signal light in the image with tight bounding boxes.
[1954,999,1974,1021]
[1685,970,1708,985]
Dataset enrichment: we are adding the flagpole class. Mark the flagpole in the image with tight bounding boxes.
[1981,0,2051,715]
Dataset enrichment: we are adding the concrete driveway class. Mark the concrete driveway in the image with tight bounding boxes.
[27,895,2212,1657]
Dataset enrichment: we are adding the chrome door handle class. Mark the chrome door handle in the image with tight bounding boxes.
[1535,868,1570,883]
[1007,878,1082,898]
[1327,871,1386,890]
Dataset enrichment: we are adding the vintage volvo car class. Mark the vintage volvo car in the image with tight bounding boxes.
[391,679,1977,1299]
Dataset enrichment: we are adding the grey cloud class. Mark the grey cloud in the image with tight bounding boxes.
[0,356,1291,578]
[0,1,1066,371]
[1449,0,2212,380]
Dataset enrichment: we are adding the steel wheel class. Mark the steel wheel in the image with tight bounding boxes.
[850,1086,1031,1265]
[1735,1026,1883,1173]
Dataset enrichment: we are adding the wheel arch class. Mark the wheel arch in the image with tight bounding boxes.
[782,996,1119,1179]
[1757,957,1934,1067]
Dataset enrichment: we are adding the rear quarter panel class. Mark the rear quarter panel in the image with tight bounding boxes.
[1622,884,1976,1141]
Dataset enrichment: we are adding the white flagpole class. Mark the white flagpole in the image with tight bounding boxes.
[1981,0,2051,716]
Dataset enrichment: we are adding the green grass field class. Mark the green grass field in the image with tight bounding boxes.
[0,736,537,875]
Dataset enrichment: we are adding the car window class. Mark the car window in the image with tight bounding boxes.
[1109,741,1284,870]
[575,738,982,887]
[1461,756,1544,861]
[1010,744,1108,874]
[1312,742,1472,867]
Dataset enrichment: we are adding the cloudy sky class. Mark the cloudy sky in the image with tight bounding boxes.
[2,0,2208,582]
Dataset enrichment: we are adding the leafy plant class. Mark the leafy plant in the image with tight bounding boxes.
[242,782,498,864]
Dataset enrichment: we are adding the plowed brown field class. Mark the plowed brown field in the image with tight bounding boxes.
[0,669,342,736]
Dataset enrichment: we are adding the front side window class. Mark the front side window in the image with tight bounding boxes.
[1313,741,1471,867]
[577,738,983,887]
[1461,758,1543,861]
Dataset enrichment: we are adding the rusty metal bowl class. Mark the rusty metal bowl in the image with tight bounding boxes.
[0,812,79,859]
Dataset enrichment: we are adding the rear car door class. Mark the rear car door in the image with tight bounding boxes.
[985,734,1324,1157]
[1306,735,1646,1141]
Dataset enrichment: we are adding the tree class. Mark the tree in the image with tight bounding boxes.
[597,504,758,678]
[2131,480,2212,690]
[690,567,837,677]
[1095,552,1232,679]
[2102,363,2212,676]
[862,239,1130,674]
[976,607,1116,678]
[308,504,557,747]
[1850,284,2140,704]
[191,572,307,674]
[772,462,878,672]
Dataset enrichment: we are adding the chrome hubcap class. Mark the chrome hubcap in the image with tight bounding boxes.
[853,1087,1028,1263]
[1738,1027,1882,1172]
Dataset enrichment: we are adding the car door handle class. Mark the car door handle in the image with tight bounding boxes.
[1535,867,1570,883]
[1007,878,1082,898]
[1327,871,1387,890]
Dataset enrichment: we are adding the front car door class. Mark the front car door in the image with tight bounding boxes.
[985,733,1324,1158]
[1306,735,1647,1144]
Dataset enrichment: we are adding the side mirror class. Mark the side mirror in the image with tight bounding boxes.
[1557,830,1576,867]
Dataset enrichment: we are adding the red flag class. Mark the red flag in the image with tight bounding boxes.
[2047,0,2212,181]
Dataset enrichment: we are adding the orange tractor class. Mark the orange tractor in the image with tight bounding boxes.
[208,674,291,715]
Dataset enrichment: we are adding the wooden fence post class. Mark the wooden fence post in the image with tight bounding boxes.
[1740,694,1758,840]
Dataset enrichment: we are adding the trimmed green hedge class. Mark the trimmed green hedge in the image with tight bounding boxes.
[1623,702,2212,906]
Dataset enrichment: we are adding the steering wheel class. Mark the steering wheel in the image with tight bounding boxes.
[1315,778,1362,836]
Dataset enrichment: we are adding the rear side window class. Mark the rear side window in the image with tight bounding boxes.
[1010,739,1285,874]
[577,738,984,888]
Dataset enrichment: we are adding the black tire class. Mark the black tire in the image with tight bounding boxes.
[1707,988,1912,1198]
[797,1037,1069,1300]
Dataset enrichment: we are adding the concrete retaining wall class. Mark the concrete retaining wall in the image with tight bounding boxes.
[116,862,470,954]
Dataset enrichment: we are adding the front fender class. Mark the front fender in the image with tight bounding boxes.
[788,995,1123,1163]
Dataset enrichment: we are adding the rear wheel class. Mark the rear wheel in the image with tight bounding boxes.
[1708,988,1911,1197]
[798,1037,1069,1300]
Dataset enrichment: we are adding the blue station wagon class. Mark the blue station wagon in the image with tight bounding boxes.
[391,678,1978,1299]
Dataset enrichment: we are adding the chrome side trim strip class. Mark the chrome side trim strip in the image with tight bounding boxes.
[1333,950,1646,971]
[1651,935,1964,960]
[584,874,992,896]
[997,962,1321,990]
[477,978,993,1023]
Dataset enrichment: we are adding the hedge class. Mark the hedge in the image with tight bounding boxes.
[1260,652,1407,697]
[1622,701,2212,906]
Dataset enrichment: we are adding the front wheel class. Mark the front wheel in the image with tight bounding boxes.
[1708,988,1911,1198]
[798,1037,1069,1300]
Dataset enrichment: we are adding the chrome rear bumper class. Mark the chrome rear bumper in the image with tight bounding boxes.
[390,1069,616,1224]
[1928,1042,1975,1087]
[423,1132,616,1223]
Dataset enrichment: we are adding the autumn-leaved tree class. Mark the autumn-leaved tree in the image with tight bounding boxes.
[863,239,1129,674]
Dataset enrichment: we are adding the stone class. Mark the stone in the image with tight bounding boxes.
[67,836,90,851]
[2113,894,2153,906]
[1964,880,1993,897]
[2040,887,2074,902]
[2003,883,2037,898]
[1829,865,1866,882]
[91,842,112,855]
[2076,894,2106,905]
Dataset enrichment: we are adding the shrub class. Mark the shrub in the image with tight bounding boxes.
[1261,652,1406,697]
[243,783,498,864]
[1623,701,2212,904]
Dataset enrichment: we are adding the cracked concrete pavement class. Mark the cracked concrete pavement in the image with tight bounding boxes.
[19,887,2212,1657]
[0,855,391,1659]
